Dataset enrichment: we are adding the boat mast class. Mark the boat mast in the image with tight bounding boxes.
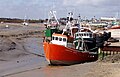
[47,0,59,28]
[115,11,119,25]
[23,8,29,26]
[77,14,81,31]
[62,12,74,35]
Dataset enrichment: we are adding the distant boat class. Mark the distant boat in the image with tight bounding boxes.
[111,12,120,29]
[22,15,29,26]
[110,22,120,29]
[22,21,28,26]
[110,25,120,29]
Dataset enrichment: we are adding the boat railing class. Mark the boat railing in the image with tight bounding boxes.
[75,32,93,39]
[73,37,89,52]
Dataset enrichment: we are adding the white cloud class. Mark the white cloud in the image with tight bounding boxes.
[0,0,120,19]
[63,0,104,6]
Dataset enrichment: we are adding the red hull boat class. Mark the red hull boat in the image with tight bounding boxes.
[43,41,98,65]
[43,11,110,65]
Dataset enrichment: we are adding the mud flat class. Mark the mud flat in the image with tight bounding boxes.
[0,23,47,76]
[3,62,120,77]
[0,23,119,77]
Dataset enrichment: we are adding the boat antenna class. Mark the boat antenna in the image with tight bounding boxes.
[62,12,74,35]
[77,14,81,30]
[24,8,28,22]
[22,8,29,26]
[52,0,55,10]
[115,11,120,22]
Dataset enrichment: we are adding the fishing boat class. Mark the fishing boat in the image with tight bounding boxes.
[43,12,109,65]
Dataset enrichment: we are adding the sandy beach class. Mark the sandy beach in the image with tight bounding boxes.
[0,23,120,77]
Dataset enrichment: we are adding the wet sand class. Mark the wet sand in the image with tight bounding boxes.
[3,62,120,77]
[0,23,120,77]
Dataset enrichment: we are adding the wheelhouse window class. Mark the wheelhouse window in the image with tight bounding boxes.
[59,37,62,41]
[55,37,58,40]
[63,38,66,42]
[52,37,55,40]
[76,34,78,36]
[90,34,92,37]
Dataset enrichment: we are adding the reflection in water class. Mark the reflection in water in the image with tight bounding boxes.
[24,38,44,56]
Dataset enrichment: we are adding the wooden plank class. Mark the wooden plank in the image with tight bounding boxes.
[101,46,120,52]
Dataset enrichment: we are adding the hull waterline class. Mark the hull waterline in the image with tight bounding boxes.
[43,42,98,65]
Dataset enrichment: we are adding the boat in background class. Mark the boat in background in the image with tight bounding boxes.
[22,15,29,26]
[43,11,110,65]
[107,18,120,29]
[110,25,120,29]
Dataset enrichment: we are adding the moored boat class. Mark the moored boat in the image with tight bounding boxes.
[43,12,110,65]
[43,32,98,65]
[110,25,120,29]
[109,21,120,29]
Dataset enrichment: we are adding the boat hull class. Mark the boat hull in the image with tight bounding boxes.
[43,42,98,65]
[110,25,120,29]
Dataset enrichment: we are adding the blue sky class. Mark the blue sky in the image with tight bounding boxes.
[0,0,120,19]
